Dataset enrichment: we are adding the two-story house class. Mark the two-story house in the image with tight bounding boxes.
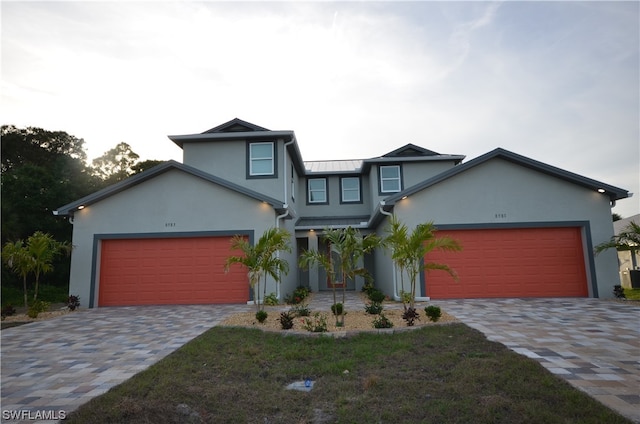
[54,118,630,307]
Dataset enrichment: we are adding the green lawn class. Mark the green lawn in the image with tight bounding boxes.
[66,324,631,424]
[624,287,640,300]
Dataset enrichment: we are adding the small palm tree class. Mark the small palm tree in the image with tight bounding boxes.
[26,231,71,301]
[225,228,291,312]
[595,221,640,261]
[385,216,462,310]
[299,227,381,326]
[2,240,34,308]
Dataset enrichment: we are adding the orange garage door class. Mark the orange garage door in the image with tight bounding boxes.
[425,227,588,299]
[99,237,248,306]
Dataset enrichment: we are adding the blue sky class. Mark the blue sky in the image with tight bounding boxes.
[2,1,638,217]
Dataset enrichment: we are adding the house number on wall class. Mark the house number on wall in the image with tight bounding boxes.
[165,222,176,227]
[494,213,507,219]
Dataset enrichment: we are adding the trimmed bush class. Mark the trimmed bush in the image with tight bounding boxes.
[424,305,442,322]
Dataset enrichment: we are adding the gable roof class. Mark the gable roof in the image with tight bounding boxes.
[383,147,631,206]
[168,117,295,148]
[382,143,440,157]
[204,118,270,133]
[53,160,285,217]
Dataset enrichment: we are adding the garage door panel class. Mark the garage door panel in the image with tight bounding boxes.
[426,227,587,299]
[98,236,248,306]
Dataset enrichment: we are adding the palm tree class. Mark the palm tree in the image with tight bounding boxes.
[385,216,462,310]
[2,240,34,308]
[595,221,640,269]
[225,228,291,312]
[26,231,71,301]
[299,227,381,326]
[256,228,291,306]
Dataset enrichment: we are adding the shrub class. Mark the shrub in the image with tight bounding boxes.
[424,305,442,322]
[255,310,268,323]
[67,295,81,311]
[364,302,383,315]
[279,311,294,330]
[285,286,311,304]
[367,289,386,303]
[331,302,344,316]
[613,285,626,299]
[1,304,16,319]
[302,312,328,332]
[264,292,279,306]
[372,313,393,329]
[361,282,375,295]
[402,307,420,326]
[289,303,310,317]
[28,300,50,319]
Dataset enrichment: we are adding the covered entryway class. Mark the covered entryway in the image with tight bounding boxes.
[425,227,588,299]
[98,236,248,306]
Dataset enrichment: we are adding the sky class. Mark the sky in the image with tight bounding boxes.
[2,1,639,218]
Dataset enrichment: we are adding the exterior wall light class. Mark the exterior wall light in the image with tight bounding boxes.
[597,189,606,193]
[77,205,85,210]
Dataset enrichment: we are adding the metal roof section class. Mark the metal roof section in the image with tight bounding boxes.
[303,144,464,175]
[304,159,364,174]
[295,215,371,230]
[384,148,631,206]
[53,160,286,217]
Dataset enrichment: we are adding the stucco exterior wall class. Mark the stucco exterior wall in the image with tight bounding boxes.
[68,169,279,307]
[368,161,458,209]
[182,139,285,201]
[389,158,619,298]
[296,174,372,218]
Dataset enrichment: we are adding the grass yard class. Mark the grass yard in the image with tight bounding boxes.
[66,324,631,424]
[624,287,640,300]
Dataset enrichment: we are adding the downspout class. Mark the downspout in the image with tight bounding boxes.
[379,201,430,303]
[274,137,296,300]
[378,201,399,301]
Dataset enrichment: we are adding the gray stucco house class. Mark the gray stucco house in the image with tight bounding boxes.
[54,118,631,307]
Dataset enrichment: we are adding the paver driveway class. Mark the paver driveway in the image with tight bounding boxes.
[1,304,251,423]
[437,298,640,423]
[1,297,638,423]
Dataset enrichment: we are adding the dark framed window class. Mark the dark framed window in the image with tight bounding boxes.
[340,176,361,203]
[307,178,328,204]
[379,165,402,193]
[248,142,275,177]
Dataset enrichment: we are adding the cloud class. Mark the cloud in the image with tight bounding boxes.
[1,1,638,217]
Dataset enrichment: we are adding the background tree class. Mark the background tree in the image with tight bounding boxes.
[132,159,165,175]
[91,142,140,184]
[1,125,96,292]
[1,125,96,243]
[1,125,161,301]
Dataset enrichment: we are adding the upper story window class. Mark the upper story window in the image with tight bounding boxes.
[249,142,274,176]
[341,177,361,203]
[308,178,328,204]
[380,165,402,193]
